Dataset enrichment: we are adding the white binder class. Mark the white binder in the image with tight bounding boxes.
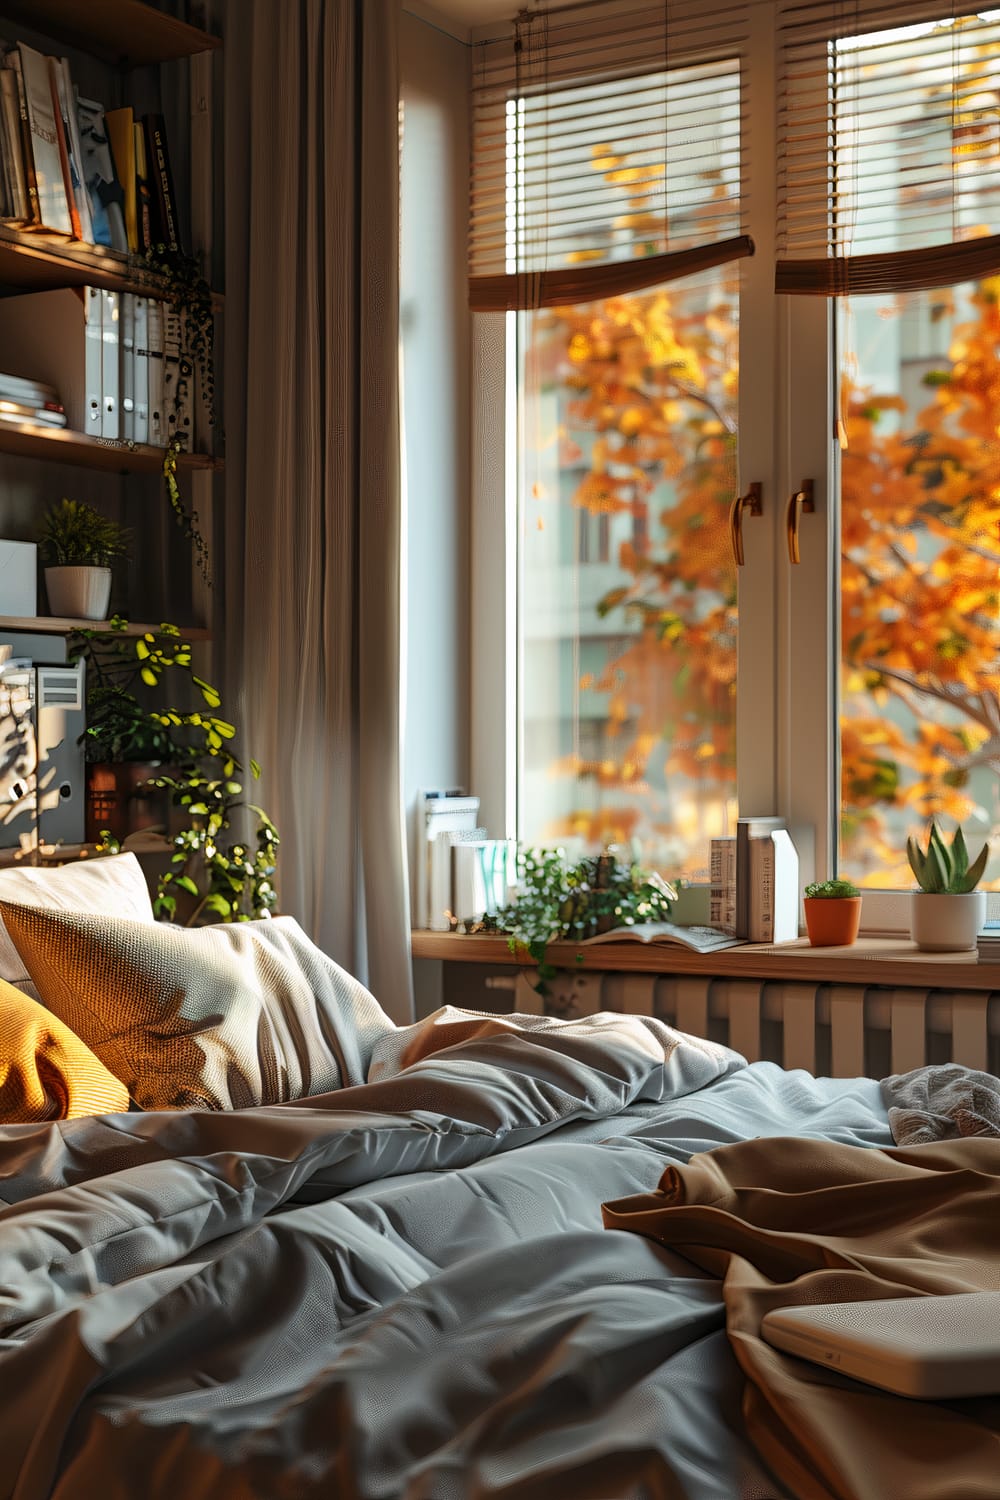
[161,300,181,447]
[132,294,149,444]
[85,284,102,433]
[119,292,135,443]
[100,288,119,437]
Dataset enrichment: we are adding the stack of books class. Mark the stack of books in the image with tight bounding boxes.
[0,372,66,430]
[977,922,1000,963]
[710,816,799,943]
[0,37,182,253]
[0,287,193,449]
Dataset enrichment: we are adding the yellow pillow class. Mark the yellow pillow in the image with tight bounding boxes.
[0,977,130,1122]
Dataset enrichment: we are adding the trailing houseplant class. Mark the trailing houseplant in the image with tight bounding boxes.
[144,245,216,586]
[484,846,677,993]
[38,499,130,620]
[802,877,862,947]
[906,821,989,952]
[70,618,278,924]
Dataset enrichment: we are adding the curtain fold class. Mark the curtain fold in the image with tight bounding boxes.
[223,0,412,1022]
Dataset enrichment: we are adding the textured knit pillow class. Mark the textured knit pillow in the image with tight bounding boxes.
[0,976,130,1122]
[0,853,155,998]
[0,906,396,1111]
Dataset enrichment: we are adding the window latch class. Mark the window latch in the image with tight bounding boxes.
[729,482,763,566]
[786,479,815,564]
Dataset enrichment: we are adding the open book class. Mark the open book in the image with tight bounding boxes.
[577,921,743,954]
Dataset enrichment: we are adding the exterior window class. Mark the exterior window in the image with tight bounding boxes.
[839,282,1000,889]
[517,267,739,879]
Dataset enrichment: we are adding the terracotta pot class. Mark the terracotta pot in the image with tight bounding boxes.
[85,762,173,844]
[911,890,986,952]
[803,895,862,947]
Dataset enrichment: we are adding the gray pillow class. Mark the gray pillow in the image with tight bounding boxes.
[0,904,395,1111]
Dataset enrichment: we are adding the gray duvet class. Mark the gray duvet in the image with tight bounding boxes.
[0,1007,894,1500]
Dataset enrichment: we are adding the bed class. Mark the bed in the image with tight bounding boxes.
[0,856,997,1500]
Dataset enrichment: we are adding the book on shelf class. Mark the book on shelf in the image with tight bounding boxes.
[977,922,1000,962]
[133,118,153,252]
[452,838,516,924]
[104,106,136,252]
[2,46,41,229]
[577,921,744,954]
[709,834,736,935]
[75,94,128,251]
[414,790,481,930]
[735,815,786,939]
[54,59,92,242]
[145,112,182,252]
[13,43,72,236]
[748,827,799,943]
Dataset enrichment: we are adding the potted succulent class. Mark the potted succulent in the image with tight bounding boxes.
[69,618,279,924]
[907,821,989,952]
[38,499,129,621]
[803,878,862,947]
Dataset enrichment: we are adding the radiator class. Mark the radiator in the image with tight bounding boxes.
[494,971,1000,1079]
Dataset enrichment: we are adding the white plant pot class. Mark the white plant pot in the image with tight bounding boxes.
[44,566,112,622]
[910,890,986,952]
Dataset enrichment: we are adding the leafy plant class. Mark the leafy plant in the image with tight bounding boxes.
[163,437,212,587]
[485,847,676,992]
[906,821,989,894]
[804,878,860,899]
[71,618,279,924]
[38,499,130,568]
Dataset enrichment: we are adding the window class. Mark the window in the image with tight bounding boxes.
[466,0,1000,921]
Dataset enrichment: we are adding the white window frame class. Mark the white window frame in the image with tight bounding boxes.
[469,0,982,935]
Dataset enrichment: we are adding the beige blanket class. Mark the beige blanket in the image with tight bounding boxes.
[603,1137,1000,1500]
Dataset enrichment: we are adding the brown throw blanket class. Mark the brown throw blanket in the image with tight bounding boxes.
[603,1137,1000,1500]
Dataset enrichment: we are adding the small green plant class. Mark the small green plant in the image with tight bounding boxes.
[485,847,677,992]
[38,499,130,567]
[906,821,989,894]
[804,878,860,899]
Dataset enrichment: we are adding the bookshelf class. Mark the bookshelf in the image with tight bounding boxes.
[0,613,211,639]
[0,0,222,630]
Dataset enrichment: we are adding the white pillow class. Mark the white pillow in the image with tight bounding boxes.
[0,853,154,997]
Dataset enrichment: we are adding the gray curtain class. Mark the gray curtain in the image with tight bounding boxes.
[223,0,413,1022]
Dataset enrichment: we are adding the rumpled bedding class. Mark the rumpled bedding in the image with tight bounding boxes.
[604,1134,1000,1500]
[881,1062,1000,1143]
[0,1006,896,1500]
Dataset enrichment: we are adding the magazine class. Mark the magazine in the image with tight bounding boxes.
[577,921,743,954]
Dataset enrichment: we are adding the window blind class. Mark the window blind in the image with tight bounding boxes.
[776,0,1000,294]
[469,0,753,311]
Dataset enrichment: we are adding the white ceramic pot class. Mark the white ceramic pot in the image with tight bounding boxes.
[910,890,986,952]
[44,565,112,621]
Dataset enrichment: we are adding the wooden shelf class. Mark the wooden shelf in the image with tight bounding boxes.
[1,0,221,66]
[0,226,182,298]
[0,615,211,639]
[410,931,1000,992]
[0,420,220,474]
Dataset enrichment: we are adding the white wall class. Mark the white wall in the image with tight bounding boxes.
[400,14,471,854]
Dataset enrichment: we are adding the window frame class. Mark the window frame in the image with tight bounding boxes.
[467,0,991,934]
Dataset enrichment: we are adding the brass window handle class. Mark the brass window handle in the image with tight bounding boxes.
[786,479,815,564]
[728,482,763,566]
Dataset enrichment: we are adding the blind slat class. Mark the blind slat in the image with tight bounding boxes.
[777,1,1000,294]
[469,1,748,306]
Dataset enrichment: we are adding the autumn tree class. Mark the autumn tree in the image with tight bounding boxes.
[530,274,1000,885]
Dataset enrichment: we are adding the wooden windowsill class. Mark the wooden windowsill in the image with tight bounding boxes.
[410,930,1000,992]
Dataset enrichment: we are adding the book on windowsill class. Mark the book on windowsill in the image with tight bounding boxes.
[576,921,744,954]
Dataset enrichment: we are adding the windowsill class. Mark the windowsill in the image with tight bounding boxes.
[410,930,1000,991]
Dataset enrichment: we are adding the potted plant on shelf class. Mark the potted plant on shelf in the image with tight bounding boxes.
[907,821,989,952]
[802,878,862,947]
[69,618,279,924]
[38,499,129,621]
